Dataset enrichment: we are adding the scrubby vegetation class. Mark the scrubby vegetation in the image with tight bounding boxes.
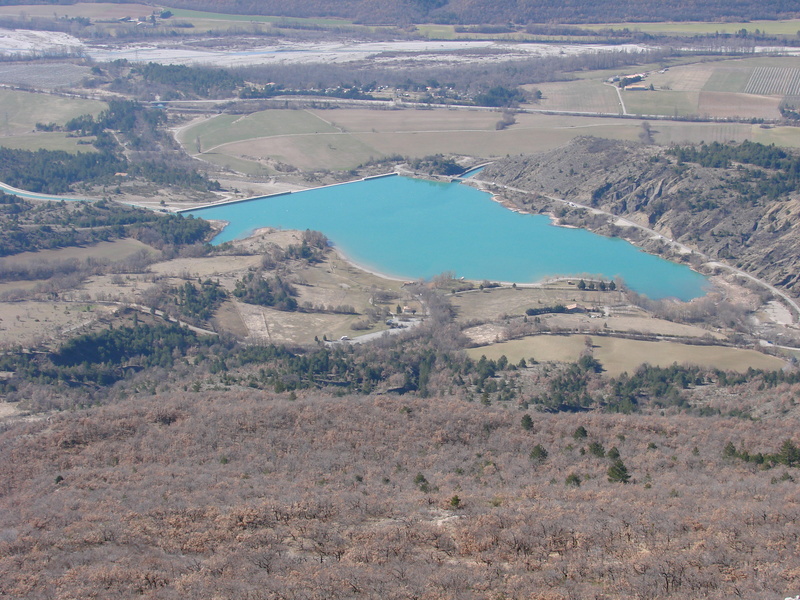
[0,196,211,257]
[0,147,125,194]
[233,271,299,311]
[1,386,798,600]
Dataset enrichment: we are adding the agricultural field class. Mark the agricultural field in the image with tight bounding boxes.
[743,66,800,95]
[0,238,154,269]
[165,7,355,29]
[0,300,117,350]
[451,285,626,323]
[0,89,105,136]
[180,108,648,171]
[179,105,800,172]
[0,63,91,89]
[467,334,786,377]
[578,19,800,36]
[199,152,272,177]
[0,2,153,20]
[621,89,701,118]
[0,133,97,153]
[528,80,622,114]
[0,88,105,152]
[177,111,339,153]
[526,57,800,121]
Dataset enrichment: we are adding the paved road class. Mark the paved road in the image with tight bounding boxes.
[328,319,424,346]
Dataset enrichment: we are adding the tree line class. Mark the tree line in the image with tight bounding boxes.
[668,140,800,203]
[20,100,220,194]
[139,0,800,24]
[0,196,212,257]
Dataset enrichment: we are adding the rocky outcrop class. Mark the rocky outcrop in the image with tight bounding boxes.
[482,137,800,296]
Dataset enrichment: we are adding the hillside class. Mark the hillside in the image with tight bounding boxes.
[481,137,800,296]
[6,0,798,24]
[1,389,799,599]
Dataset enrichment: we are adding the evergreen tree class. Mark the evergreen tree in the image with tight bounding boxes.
[607,459,631,483]
[778,439,799,467]
[530,444,548,462]
[521,414,533,431]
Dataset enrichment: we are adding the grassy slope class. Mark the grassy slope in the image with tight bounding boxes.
[0,89,106,153]
[468,334,785,377]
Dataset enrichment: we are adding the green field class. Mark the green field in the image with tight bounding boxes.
[704,68,752,93]
[0,133,98,153]
[199,152,272,176]
[623,90,699,118]
[467,334,786,377]
[578,19,800,36]
[180,106,800,171]
[531,80,622,114]
[179,111,339,153]
[165,7,354,27]
[416,19,800,40]
[0,3,152,19]
[0,89,105,136]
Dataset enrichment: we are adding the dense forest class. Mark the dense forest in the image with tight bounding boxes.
[0,147,125,194]
[61,0,800,24]
[3,0,796,24]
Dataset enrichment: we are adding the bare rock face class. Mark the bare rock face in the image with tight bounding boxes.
[483,137,800,295]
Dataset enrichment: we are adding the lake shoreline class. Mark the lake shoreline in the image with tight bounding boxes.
[185,175,709,301]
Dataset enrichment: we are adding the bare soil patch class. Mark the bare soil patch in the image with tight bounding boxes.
[0,401,17,419]
[235,301,362,345]
[0,300,116,349]
[147,253,262,287]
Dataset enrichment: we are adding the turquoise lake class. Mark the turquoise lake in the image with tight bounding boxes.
[185,175,708,301]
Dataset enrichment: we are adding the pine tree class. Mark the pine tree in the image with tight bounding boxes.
[521,414,533,431]
[607,459,631,484]
[778,439,799,467]
[530,444,548,462]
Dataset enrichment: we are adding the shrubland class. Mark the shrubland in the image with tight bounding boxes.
[1,381,798,599]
